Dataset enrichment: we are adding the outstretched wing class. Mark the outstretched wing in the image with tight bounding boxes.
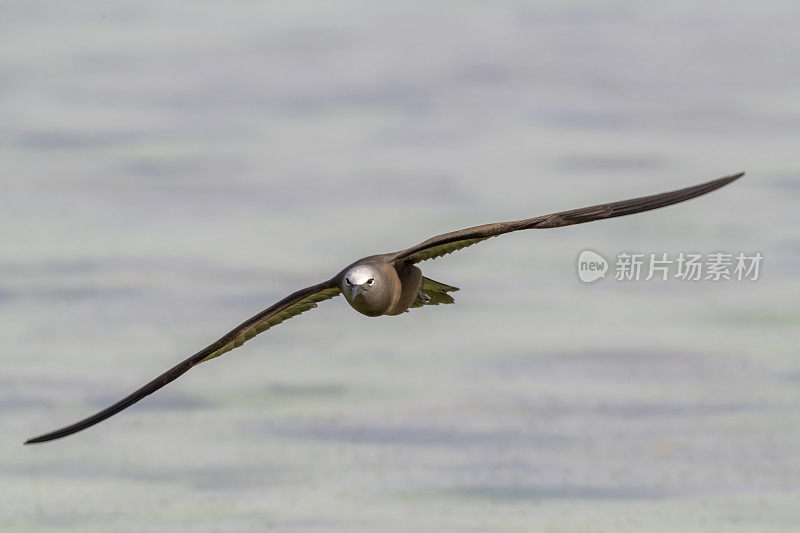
[390,172,744,264]
[25,281,341,444]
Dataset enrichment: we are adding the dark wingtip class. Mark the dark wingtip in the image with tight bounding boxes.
[727,170,745,181]
[722,171,745,187]
[707,170,745,188]
[25,433,56,445]
[693,170,744,196]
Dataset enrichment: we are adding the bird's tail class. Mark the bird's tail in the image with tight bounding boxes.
[411,277,459,307]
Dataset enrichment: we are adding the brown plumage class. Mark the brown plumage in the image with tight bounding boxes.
[25,171,743,444]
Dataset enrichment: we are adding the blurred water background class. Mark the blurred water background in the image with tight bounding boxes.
[1,1,799,531]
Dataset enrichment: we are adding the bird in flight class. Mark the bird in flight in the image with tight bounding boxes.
[25,172,743,444]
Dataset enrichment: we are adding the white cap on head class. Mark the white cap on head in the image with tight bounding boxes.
[345,265,375,286]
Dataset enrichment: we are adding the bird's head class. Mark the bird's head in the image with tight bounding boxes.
[341,264,390,316]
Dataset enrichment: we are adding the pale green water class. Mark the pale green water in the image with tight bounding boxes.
[1,1,799,531]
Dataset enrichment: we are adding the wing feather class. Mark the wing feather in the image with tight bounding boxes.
[391,172,743,265]
[201,286,341,363]
[25,281,340,444]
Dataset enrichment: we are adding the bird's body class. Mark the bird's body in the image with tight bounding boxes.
[339,257,432,316]
[25,172,744,444]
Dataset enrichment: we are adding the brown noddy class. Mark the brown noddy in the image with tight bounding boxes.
[25,171,743,444]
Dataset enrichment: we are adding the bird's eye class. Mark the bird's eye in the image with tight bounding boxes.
[345,278,352,286]
[367,278,374,285]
